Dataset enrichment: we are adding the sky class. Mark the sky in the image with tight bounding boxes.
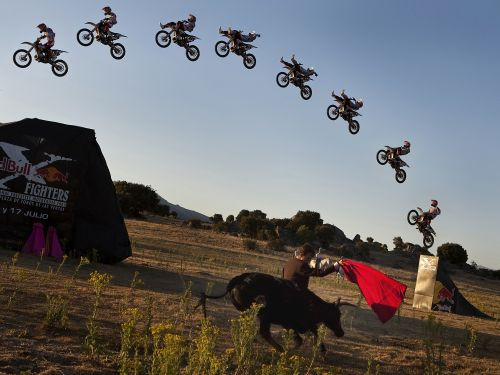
[1,1,499,268]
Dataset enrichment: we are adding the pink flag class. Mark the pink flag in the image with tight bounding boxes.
[46,226,64,259]
[22,222,45,256]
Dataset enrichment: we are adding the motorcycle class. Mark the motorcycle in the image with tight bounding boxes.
[327,92,361,134]
[407,207,436,248]
[376,146,409,183]
[77,22,127,60]
[155,22,200,62]
[215,28,259,69]
[13,39,68,77]
[276,58,316,100]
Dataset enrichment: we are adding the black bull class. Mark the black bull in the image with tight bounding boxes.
[196,272,356,352]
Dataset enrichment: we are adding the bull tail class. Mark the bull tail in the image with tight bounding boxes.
[195,274,248,318]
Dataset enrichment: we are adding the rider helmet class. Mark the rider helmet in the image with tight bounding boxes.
[358,99,364,108]
[404,140,411,148]
[188,14,196,23]
[103,6,111,13]
[308,67,315,72]
[250,31,257,37]
[431,200,438,207]
[37,23,47,31]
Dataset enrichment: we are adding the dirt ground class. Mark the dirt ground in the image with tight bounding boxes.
[0,218,499,374]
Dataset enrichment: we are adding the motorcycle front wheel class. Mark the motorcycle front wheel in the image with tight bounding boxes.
[376,150,388,165]
[51,60,68,77]
[395,169,407,183]
[423,234,434,248]
[407,210,418,225]
[110,43,126,59]
[349,120,360,135]
[300,85,312,100]
[243,54,256,69]
[186,45,200,61]
[77,28,94,46]
[155,30,171,48]
[327,105,339,120]
[13,49,32,68]
[276,72,289,88]
[215,41,229,57]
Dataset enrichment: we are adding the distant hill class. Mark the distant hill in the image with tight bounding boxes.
[158,196,210,222]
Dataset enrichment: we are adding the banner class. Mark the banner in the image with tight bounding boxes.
[413,255,439,311]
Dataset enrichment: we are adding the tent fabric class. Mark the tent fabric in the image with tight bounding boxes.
[341,260,407,323]
[433,264,492,319]
[0,118,131,263]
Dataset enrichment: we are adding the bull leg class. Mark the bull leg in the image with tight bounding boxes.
[311,327,326,353]
[293,330,303,348]
[258,312,283,352]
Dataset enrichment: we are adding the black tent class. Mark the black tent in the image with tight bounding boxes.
[0,118,131,263]
[433,263,492,319]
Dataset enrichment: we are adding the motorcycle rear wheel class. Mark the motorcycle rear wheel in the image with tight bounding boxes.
[110,43,126,59]
[51,60,68,77]
[407,210,418,225]
[215,41,229,57]
[155,30,171,48]
[349,120,360,134]
[376,150,388,165]
[243,54,256,69]
[395,169,406,183]
[423,234,434,248]
[77,28,94,46]
[301,85,312,100]
[276,72,289,88]
[186,45,200,61]
[13,49,32,68]
[327,105,339,120]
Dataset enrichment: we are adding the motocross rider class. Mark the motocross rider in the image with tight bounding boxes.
[226,27,260,50]
[339,89,363,115]
[422,200,441,229]
[36,23,55,60]
[165,14,196,42]
[96,6,117,40]
[281,55,317,78]
[389,141,411,161]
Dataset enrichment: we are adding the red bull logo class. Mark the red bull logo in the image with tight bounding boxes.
[0,157,32,176]
[437,287,454,304]
[36,167,68,183]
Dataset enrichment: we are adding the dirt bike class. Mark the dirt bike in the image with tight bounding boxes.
[276,58,316,100]
[155,22,200,62]
[327,92,362,134]
[407,208,435,248]
[77,22,127,60]
[376,146,409,183]
[13,39,68,77]
[215,28,259,69]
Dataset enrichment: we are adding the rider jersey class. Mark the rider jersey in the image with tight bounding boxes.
[428,206,441,219]
[41,28,55,47]
[182,20,195,32]
[398,146,410,156]
[105,12,117,26]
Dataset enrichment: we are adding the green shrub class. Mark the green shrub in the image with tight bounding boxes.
[437,243,468,265]
[184,219,202,229]
[296,225,316,244]
[242,239,257,251]
[267,239,286,252]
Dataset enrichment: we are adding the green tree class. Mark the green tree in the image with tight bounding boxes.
[296,225,316,244]
[226,214,235,223]
[236,209,250,221]
[393,236,404,251]
[170,211,178,219]
[287,210,323,232]
[114,181,160,217]
[437,243,468,265]
[211,214,224,224]
[315,224,337,247]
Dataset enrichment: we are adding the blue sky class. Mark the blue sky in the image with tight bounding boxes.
[1,1,499,268]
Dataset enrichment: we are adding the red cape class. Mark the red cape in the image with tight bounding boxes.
[341,260,407,323]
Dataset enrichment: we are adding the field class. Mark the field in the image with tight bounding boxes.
[0,217,499,374]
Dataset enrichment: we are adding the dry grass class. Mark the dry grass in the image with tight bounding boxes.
[0,217,498,374]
